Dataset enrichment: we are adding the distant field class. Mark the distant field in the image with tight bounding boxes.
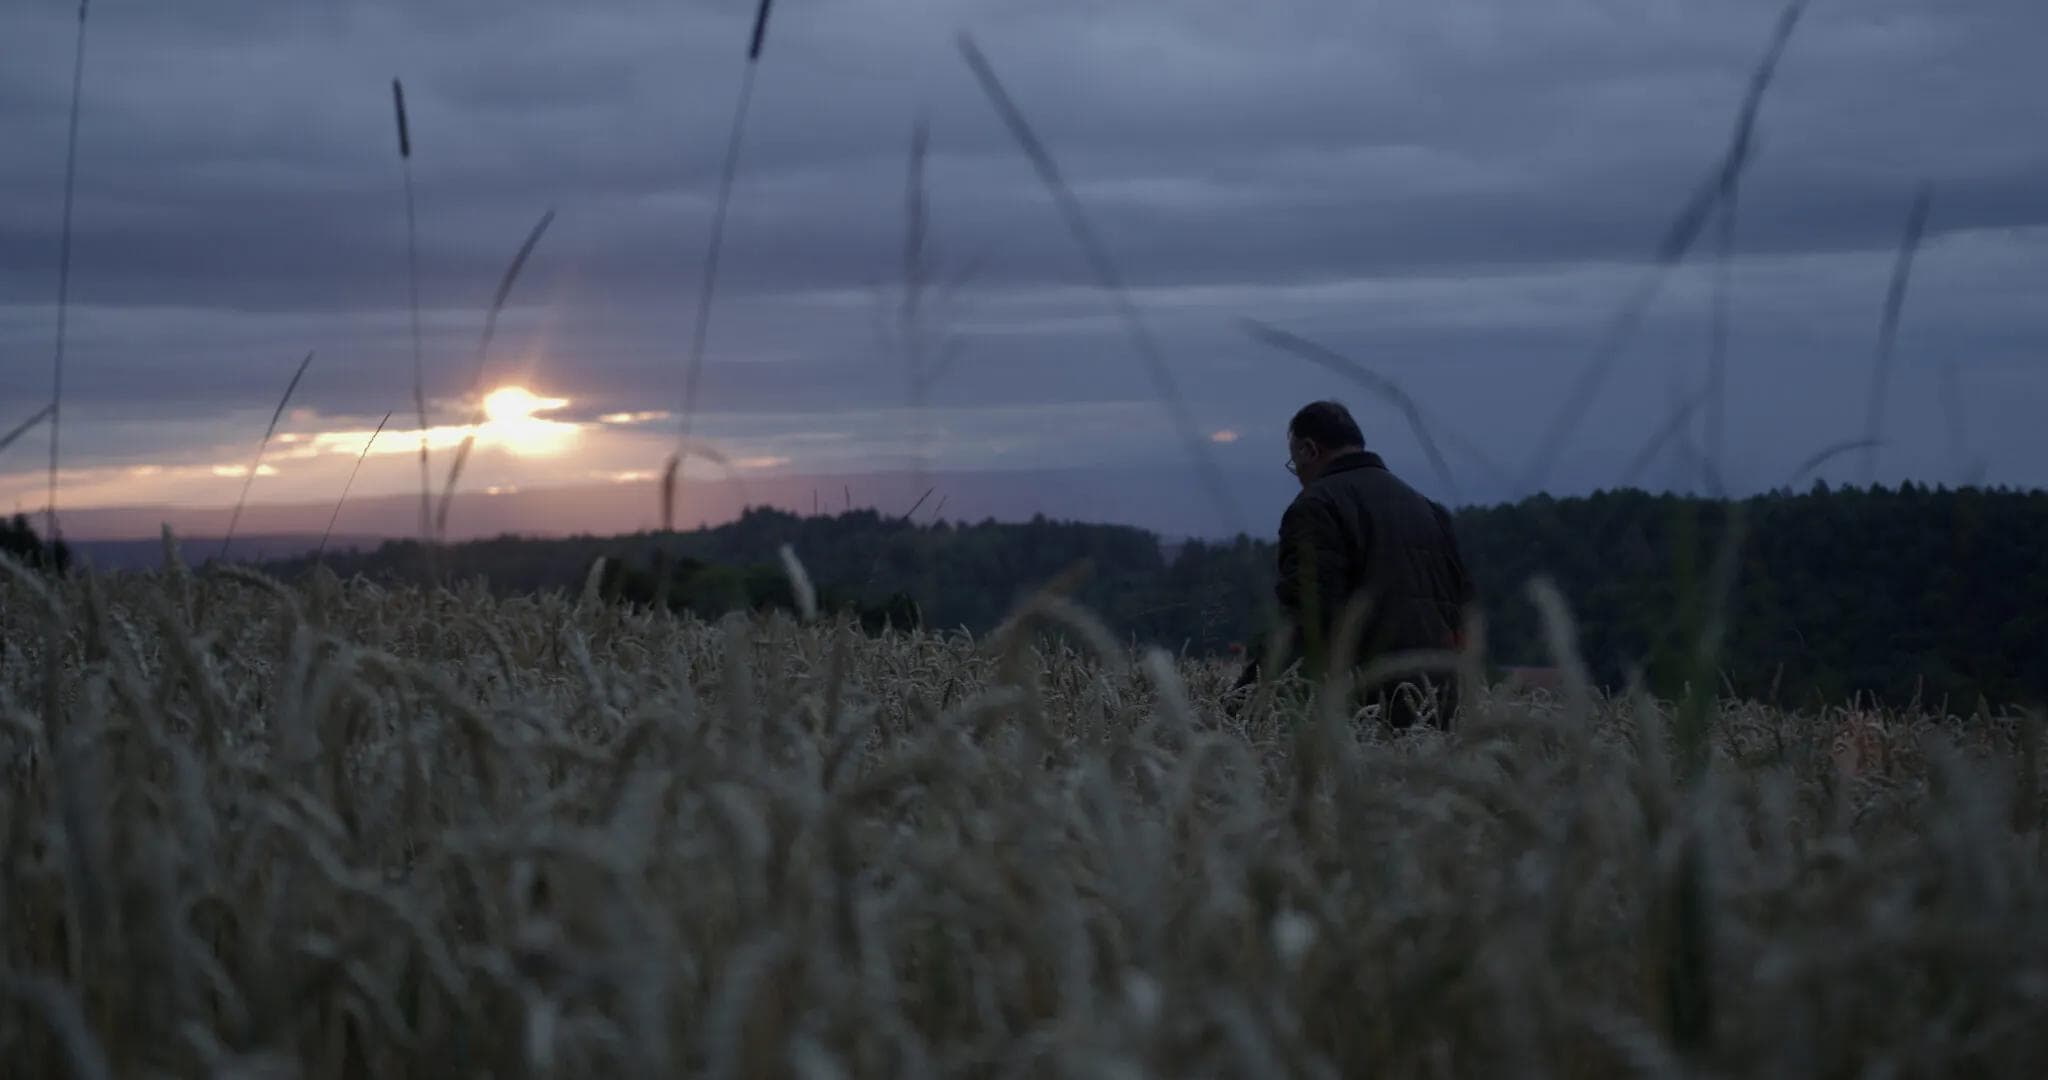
[3,559,2045,1077]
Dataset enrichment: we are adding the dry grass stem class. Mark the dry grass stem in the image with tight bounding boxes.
[1241,319,1461,501]
[391,77,431,544]
[0,405,56,459]
[437,207,557,542]
[44,0,92,545]
[957,32,1244,538]
[1860,184,1935,484]
[317,411,393,562]
[673,0,777,532]
[1785,438,1883,489]
[1519,0,1813,495]
[221,349,316,562]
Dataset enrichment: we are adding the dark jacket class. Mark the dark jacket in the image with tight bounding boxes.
[1240,450,1476,687]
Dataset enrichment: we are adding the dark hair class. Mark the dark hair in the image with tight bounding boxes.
[1288,400,1364,450]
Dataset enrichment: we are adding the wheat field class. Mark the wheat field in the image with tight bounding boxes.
[3,548,2045,1078]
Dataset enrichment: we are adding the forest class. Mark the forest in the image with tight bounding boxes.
[237,482,2046,711]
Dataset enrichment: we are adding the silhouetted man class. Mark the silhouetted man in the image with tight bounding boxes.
[1231,401,1476,729]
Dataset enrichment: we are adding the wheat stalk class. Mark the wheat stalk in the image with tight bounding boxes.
[2,567,2044,1075]
[903,115,932,493]
[671,0,778,532]
[1783,437,1883,490]
[1519,0,1812,495]
[316,410,393,562]
[219,349,316,562]
[391,77,431,544]
[1702,194,1737,495]
[1621,387,1715,492]
[0,405,56,458]
[1860,184,1935,485]
[44,0,92,548]
[1936,358,1971,485]
[435,207,557,543]
[957,32,1244,539]
[1240,320,1461,501]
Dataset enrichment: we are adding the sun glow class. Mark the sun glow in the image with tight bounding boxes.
[475,385,577,457]
[484,386,560,424]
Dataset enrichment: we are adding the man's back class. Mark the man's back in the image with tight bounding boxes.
[1277,449,1474,673]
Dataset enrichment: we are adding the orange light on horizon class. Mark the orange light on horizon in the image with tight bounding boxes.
[306,385,582,460]
[0,384,814,514]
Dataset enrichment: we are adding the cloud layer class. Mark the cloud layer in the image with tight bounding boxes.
[1,0,2043,530]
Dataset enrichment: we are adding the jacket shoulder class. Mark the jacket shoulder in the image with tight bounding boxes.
[1280,489,1340,530]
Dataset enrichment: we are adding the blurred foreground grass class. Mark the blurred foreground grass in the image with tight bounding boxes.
[3,552,2045,1078]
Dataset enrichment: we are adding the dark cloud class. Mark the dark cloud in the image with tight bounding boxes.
[1,0,2044,511]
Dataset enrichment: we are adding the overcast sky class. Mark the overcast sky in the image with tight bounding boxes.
[2,0,2043,537]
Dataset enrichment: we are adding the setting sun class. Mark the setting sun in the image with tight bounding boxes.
[476,385,577,457]
[483,385,560,424]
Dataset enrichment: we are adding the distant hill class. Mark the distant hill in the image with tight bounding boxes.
[254,483,2048,711]
[35,464,1304,547]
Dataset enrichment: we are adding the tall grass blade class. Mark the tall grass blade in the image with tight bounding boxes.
[1520,0,1811,495]
[1705,196,1736,495]
[958,33,1244,538]
[747,0,775,61]
[661,454,679,533]
[393,77,431,543]
[1702,0,1808,494]
[1937,356,1972,485]
[1621,387,1712,491]
[1,405,55,458]
[858,485,936,598]
[899,485,935,522]
[657,439,749,535]
[778,543,816,622]
[1860,184,1934,484]
[1242,319,1461,501]
[1527,578,1595,721]
[220,349,316,562]
[2016,709,2043,834]
[45,0,91,547]
[1784,438,1882,490]
[1678,503,1747,778]
[673,0,777,531]
[317,410,392,561]
[436,207,557,542]
[0,974,111,1080]
[1661,341,1703,495]
[903,115,933,491]
[461,208,556,401]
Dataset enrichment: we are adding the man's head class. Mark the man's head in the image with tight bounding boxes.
[1286,400,1365,488]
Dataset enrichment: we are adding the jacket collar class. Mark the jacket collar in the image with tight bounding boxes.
[1317,449,1385,479]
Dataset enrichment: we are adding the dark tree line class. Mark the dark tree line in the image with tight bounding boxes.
[0,514,69,575]
[256,483,2044,709]
[1447,483,2045,710]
